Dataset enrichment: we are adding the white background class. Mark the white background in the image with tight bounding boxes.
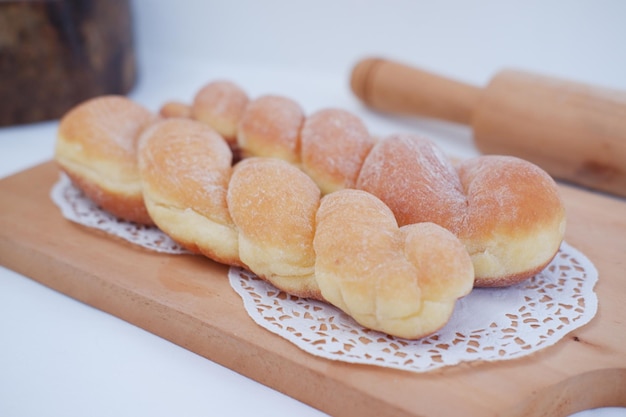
[1,1,625,416]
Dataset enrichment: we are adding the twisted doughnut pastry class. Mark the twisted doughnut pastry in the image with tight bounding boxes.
[55,81,564,337]
[59,98,474,338]
[166,80,565,287]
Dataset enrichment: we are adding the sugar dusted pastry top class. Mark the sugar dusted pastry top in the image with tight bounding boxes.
[237,95,304,164]
[191,80,249,145]
[300,108,377,194]
[228,157,322,299]
[137,117,240,266]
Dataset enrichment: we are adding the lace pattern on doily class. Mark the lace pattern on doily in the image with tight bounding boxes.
[50,173,189,254]
[229,242,598,372]
[229,243,597,372]
[51,174,599,372]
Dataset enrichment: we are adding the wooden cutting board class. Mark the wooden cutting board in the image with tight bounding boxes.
[1,161,625,417]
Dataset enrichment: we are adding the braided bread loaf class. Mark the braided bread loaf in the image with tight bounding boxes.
[54,79,565,338]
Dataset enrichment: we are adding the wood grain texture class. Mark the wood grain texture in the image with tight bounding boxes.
[1,161,625,417]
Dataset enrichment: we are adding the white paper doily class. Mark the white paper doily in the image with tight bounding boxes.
[51,174,599,372]
[50,173,189,254]
[229,243,597,372]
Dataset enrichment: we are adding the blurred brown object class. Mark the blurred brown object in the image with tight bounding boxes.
[0,0,136,127]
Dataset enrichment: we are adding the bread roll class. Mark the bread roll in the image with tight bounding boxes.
[314,189,474,339]
[55,95,156,225]
[138,118,240,266]
[227,157,322,299]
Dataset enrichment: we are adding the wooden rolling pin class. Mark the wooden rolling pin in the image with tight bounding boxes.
[350,58,626,198]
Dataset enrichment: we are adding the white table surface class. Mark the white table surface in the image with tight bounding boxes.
[1,1,625,416]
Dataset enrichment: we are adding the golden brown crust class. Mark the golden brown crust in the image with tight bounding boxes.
[62,169,153,225]
[456,156,566,286]
[55,82,570,339]
[357,134,566,286]
[357,134,467,231]
[228,157,322,299]
[314,189,474,339]
[138,118,241,266]
[300,108,377,194]
[55,95,156,225]
[237,95,304,164]
[191,80,249,145]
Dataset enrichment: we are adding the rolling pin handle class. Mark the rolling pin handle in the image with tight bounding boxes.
[351,58,481,126]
